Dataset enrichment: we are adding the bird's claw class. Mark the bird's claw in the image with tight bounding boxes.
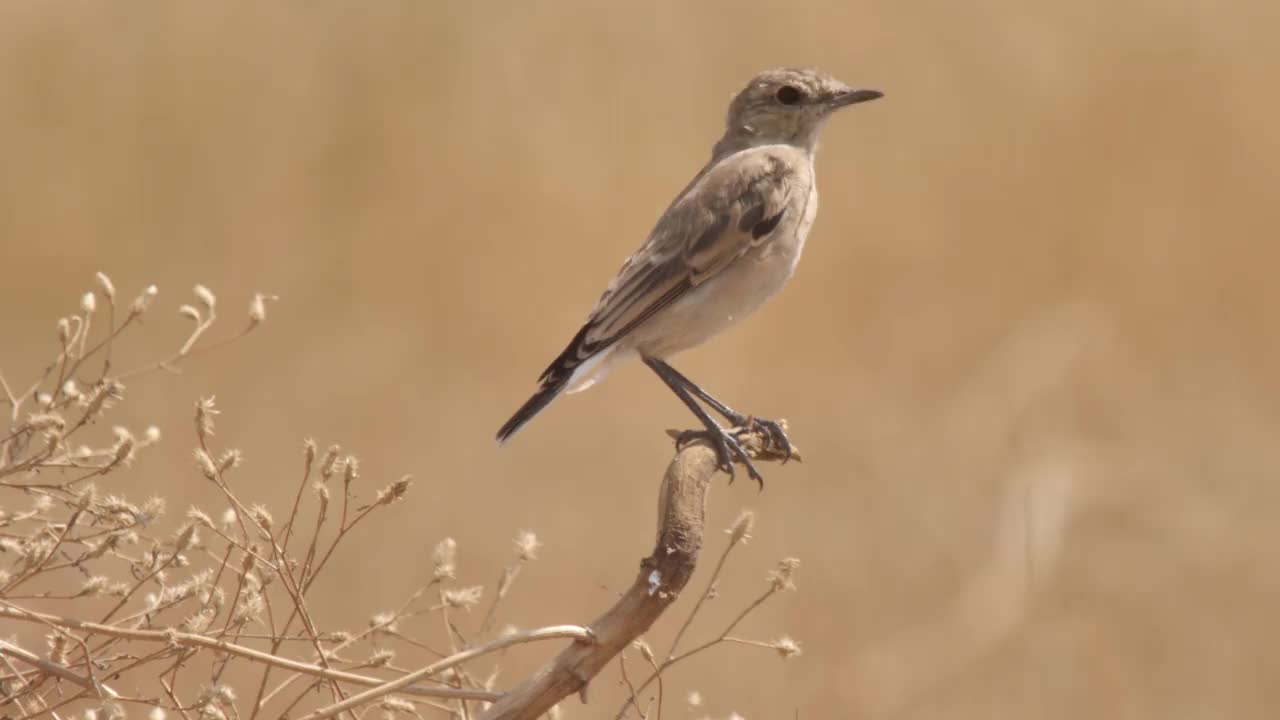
[675,427,764,488]
[745,417,793,463]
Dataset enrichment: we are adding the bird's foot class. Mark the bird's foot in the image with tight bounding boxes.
[735,416,794,464]
[674,426,765,488]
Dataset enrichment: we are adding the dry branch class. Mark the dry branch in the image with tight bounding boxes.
[477,428,793,720]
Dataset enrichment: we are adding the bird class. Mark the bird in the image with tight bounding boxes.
[496,67,882,485]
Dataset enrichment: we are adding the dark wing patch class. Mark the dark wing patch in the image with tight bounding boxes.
[750,208,785,239]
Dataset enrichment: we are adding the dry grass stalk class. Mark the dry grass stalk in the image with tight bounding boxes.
[1,276,804,719]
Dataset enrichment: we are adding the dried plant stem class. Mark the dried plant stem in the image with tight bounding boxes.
[0,604,497,702]
[0,508,82,594]
[297,625,596,720]
[664,526,741,659]
[257,579,443,708]
[616,585,782,719]
[2,279,802,720]
[0,637,111,695]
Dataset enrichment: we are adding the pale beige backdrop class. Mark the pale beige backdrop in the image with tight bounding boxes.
[2,1,1278,717]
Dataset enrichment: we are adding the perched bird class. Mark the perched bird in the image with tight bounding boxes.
[497,67,882,484]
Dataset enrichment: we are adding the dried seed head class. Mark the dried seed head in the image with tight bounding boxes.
[175,523,199,552]
[194,284,217,310]
[181,608,215,633]
[62,379,80,398]
[195,397,218,439]
[75,485,98,510]
[95,272,116,301]
[27,413,65,432]
[432,537,457,581]
[79,576,111,597]
[727,510,756,545]
[343,455,360,485]
[687,691,703,708]
[766,557,801,592]
[194,449,218,481]
[81,292,97,313]
[140,496,166,523]
[110,427,136,466]
[82,381,123,421]
[248,292,277,324]
[232,589,265,625]
[313,480,331,507]
[248,504,273,530]
[320,444,341,479]
[57,317,71,343]
[218,449,242,473]
[375,476,411,506]
[369,612,398,633]
[632,638,655,664]
[369,648,396,667]
[129,284,158,316]
[198,706,227,720]
[220,508,237,528]
[187,507,214,528]
[441,585,484,610]
[772,636,802,659]
[178,304,202,323]
[514,530,541,561]
[48,633,68,664]
[143,426,162,444]
[303,438,317,467]
[150,708,168,720]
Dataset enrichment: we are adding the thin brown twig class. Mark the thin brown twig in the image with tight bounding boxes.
[618,584,782,718]
[0,638,106,695]
[0,604,500,703]
[665,525,741,659]
[297,626,597,720]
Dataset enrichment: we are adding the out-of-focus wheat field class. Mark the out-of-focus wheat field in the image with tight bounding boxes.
[3,1,1278,717]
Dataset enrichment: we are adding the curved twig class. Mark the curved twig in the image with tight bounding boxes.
[476,427,793,720]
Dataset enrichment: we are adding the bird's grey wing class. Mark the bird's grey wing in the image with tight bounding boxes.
[536,152,798,384]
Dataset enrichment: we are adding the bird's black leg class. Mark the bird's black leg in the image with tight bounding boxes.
[643,357,763,486]
[646,358,793,463]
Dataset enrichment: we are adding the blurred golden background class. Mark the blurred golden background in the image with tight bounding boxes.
[3,1,1278,717]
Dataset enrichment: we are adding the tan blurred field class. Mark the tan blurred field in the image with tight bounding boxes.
[3,1,1279,717]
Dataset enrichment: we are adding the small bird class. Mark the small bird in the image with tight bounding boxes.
[497,67,881,485]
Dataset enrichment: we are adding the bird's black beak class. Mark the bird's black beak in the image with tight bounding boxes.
[832,88,884,107]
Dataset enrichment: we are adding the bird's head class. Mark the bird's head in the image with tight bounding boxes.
[717,67,881,156]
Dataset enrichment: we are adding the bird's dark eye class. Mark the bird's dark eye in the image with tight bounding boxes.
[775,85,803,105]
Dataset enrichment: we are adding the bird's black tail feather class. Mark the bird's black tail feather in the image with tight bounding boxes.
[496,324,598,444]
[495,376,569,445]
